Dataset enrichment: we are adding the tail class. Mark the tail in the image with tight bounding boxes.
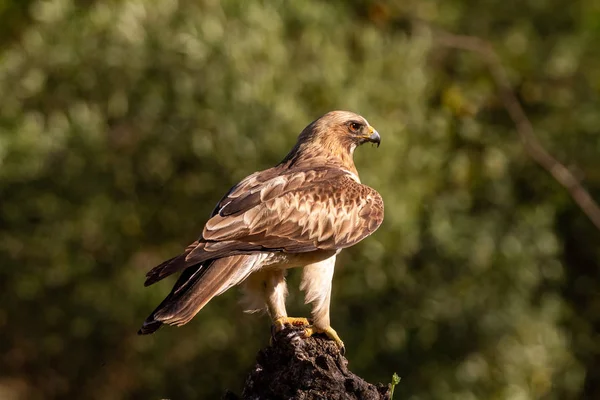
[138,262,207,334]
[144,240,263,287]
[144,241,201,286]
[138,254,262,335]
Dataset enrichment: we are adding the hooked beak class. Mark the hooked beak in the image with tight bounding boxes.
[366,127,381,147]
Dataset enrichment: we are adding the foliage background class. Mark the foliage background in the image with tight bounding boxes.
[1,0,599,399]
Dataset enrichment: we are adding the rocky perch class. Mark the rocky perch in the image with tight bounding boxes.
[224,326,390,400]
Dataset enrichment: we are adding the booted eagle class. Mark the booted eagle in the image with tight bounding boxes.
[139,111,384,350]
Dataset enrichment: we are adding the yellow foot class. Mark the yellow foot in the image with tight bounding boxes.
[273,316,311,332]
[304,325,345,353]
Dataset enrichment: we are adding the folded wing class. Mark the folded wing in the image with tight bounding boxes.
[144,168,383,286]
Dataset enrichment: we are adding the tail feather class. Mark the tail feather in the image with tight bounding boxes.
[138,262,207,334]
[138,254,262,335]
[144,241,200,286]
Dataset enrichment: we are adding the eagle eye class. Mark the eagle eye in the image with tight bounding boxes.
[348,122,362,133]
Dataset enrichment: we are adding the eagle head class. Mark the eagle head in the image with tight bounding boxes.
[283,111,381,172]
[304,110,380,150]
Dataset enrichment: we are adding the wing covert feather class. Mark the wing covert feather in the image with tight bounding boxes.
[203,173,383,253]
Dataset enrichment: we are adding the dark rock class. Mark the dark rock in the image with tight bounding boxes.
[225,327,390,400]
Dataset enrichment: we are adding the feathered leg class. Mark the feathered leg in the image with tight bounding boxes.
[268,270,311,329]
[242,269,309,330]
[264,269,288,321]
[300,255,344,350]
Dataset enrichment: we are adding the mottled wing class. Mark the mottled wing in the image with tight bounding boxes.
[199,173,384,254]
[211,166,344,217]
[144,167,344,285]
[145,168,384,285]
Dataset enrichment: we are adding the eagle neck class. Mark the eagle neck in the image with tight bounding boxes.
[279,147,359,179]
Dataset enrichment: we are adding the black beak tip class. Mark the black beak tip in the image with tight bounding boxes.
[369,131,381,147]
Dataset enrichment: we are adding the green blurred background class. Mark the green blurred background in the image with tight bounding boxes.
[1,0,600,399]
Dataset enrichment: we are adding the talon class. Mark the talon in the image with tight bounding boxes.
[273,316,311,332]
[304,325,345,351]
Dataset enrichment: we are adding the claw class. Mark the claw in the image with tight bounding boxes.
[304,325,345,354]
[273,316,311,332]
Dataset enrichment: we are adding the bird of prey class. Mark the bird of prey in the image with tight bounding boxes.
[138,111,384,350]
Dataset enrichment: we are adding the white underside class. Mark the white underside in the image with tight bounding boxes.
[236,249,340,328]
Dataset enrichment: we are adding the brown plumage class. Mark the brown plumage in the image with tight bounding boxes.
[138,111,384,349]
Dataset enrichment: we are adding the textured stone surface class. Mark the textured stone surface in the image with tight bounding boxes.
[225,327,390,400]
